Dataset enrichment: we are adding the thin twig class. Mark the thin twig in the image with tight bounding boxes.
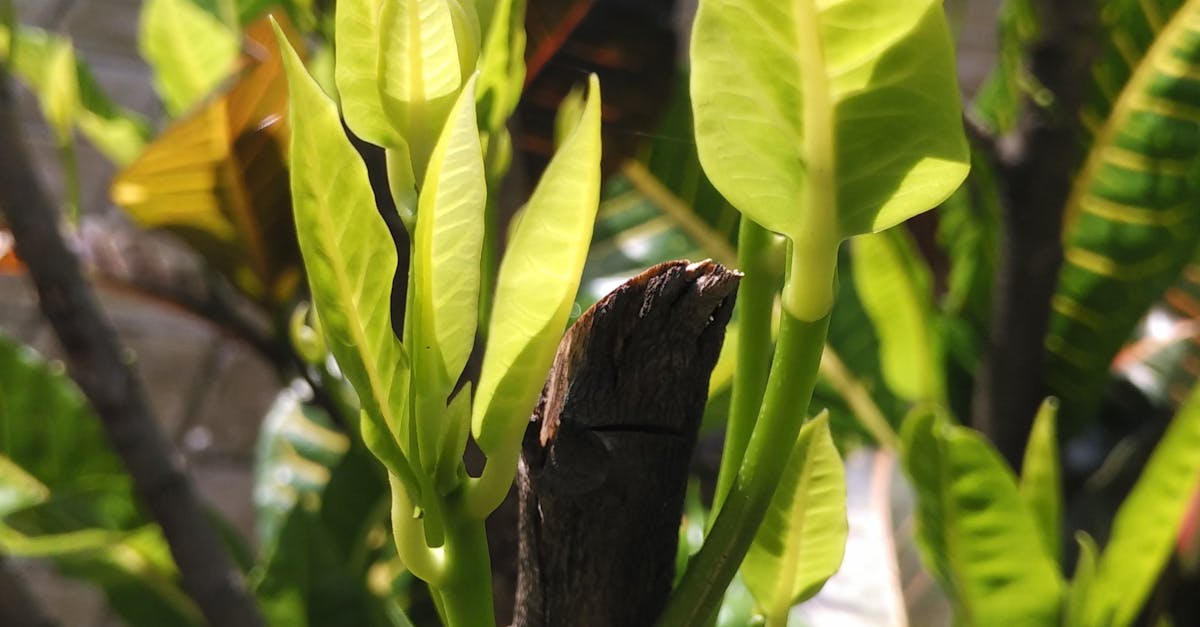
[0,66,264,627]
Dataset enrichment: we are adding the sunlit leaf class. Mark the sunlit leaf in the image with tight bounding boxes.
[690,0,969,319]
[112,14,302,303]
[850,227,944,404]
[901,408,1063,626]
[1019,398,1061,562]
[1082,383,1200,627]
[140,0,239,116]
[742,412,848,615]
[378,0,481,180]
[1064,532,1098,627]
[334,0,403,147]
[411,75,485,398]
[472,73,600,478]
[277,23,418,498]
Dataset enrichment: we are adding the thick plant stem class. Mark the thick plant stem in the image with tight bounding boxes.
[436,507,496,627]
[657,310,829,627]
[713,217,778,516]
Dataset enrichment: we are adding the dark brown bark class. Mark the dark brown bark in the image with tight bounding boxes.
[514,260,740,627]
[0,68,264,627]
[971,0,1097,468]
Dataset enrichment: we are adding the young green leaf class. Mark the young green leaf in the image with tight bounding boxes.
[850,227,944,404]
[690,0,969,320]
[1082,384,1200,627]
[333,0,403,147]
[1064,532,1098,627]
[412,74,485,399]
[276,24,419,499]
[378,0,481,180]
[475,0,525,136]
[741,411,848,618]
[469,74,602,514]
[140,0,238,116]
[1020,397,1061,562]
[901,408,1063,626]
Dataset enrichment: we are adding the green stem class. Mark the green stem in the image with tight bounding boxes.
[712,217,778,517]
[435,503,496,627]
[657,308,830,627]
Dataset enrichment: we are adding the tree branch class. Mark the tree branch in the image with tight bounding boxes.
[515,260,740,626]
[0,66,263,627]
[971,0,1097,467]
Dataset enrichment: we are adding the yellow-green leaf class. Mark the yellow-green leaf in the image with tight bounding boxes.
[277,24,418,497]
[690,0,969,320]
[412,74,485,398]
[378,0,480,180]
[1020,398,1061,562]
[850,226,944,404]
[140,0,238,116]
[470,74,601,509]
[1083,383,1200,627]
[333,0,402,147]
[742,412,848,616]
[902,408,1063,626]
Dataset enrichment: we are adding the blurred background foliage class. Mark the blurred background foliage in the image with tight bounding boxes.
[1,0,1200,625]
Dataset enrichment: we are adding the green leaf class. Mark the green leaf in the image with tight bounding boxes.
[252,387,396,627]
[741,412,848,616]
[1082,383,1200,627]
[334,0,403,147]
[277,26,419,498]
[901,408,1063,626]
[140,0,239,116]
[412,74,485,398]
[690,0,969,320]
[475,0,525,135]
[1064,531,1098,627]
[850,226,944,404]
[2,25,149,165]
[0,334,201,626]
[0,456,48,518]
[378,0,481,180]
[470,74,601,503]
[1019,398,1061,563]
[1045,0,1200,425]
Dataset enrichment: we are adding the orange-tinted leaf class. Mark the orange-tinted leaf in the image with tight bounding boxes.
[110,12,303,303]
